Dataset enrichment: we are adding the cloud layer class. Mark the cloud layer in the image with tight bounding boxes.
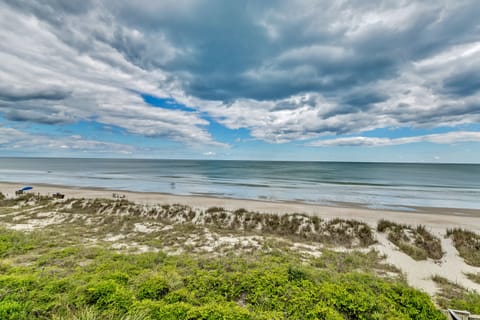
[0,1,223,147]
[308,131,480,147]
[0,127,135,154]
[0,0,479,152]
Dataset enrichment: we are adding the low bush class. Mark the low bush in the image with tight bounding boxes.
[137,275,170,300]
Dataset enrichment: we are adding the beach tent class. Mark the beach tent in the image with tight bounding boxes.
[21,186,33,191]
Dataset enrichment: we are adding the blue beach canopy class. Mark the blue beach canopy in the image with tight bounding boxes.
[21,186,33,191]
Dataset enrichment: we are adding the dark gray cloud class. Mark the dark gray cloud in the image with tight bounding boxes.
[0,87,71,102]
[98,0,480,102]
[442,70,480,97]
[3,110,70,125]
[341,91,388,109]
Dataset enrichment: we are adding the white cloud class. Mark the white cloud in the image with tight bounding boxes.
[308,131,480,147]
[0,127,135,154]
[203,151,216,156]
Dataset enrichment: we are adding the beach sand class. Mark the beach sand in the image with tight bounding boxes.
[1,181,480,296]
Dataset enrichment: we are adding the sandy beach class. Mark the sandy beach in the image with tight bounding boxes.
[1,181,480,296]
[1,181,479,230]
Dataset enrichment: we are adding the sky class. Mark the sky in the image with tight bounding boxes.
[0,0,480,162]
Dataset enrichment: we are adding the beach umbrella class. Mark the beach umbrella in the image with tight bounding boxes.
[21,186,33,191]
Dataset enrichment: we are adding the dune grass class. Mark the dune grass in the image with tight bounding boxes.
[432,275,480,314]
[1,194,376,249]
[202,207,376,248]
[377,219,443,260]
[446,228,480,267]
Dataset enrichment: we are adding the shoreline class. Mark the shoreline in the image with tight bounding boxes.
[1,181,480,233]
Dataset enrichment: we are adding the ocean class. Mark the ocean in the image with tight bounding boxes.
[0,157,479,210]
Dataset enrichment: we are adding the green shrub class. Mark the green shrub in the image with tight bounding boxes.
[85,280,133,313]
[307,304,343,320]
[162,288,193,304]
[0,225,447,319]
[135,301,191,320]
[0,300,26,320]
[186,302,252,320]
[287,265,309,282]
[138,276,170,300]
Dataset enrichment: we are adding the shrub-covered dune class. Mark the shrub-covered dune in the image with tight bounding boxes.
[0,227,445,319]
[2,192,480,319]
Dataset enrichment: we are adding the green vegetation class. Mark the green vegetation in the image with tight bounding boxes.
[377,219,443,260]
[446,228,480,267]
[432,275,480,314]
[4,193,475,318]
[0,226,446,319]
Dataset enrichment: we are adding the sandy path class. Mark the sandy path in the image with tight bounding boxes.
[374,233,480,295]
[1,181,480,295]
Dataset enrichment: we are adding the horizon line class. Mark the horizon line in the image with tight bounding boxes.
[0,156,478,165]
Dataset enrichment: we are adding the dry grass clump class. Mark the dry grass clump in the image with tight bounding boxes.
[205,206,225,213]
[466,273,480,285]
[0,193,39,207]
[210,208,375,247]
[322,218,375,247]
[446,228,480,267]
[0,193,64,215]
[143,205,375,248]
[377,219,443,260]
[432,275,480,313]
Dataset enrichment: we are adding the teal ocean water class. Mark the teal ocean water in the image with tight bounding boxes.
[0,157,479,210]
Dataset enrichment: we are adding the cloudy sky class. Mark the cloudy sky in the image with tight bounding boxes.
[1,0,480,162]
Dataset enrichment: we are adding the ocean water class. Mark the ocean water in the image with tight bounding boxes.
[0,157,479,210]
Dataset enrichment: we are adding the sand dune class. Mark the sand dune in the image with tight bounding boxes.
[1,181,480,296]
